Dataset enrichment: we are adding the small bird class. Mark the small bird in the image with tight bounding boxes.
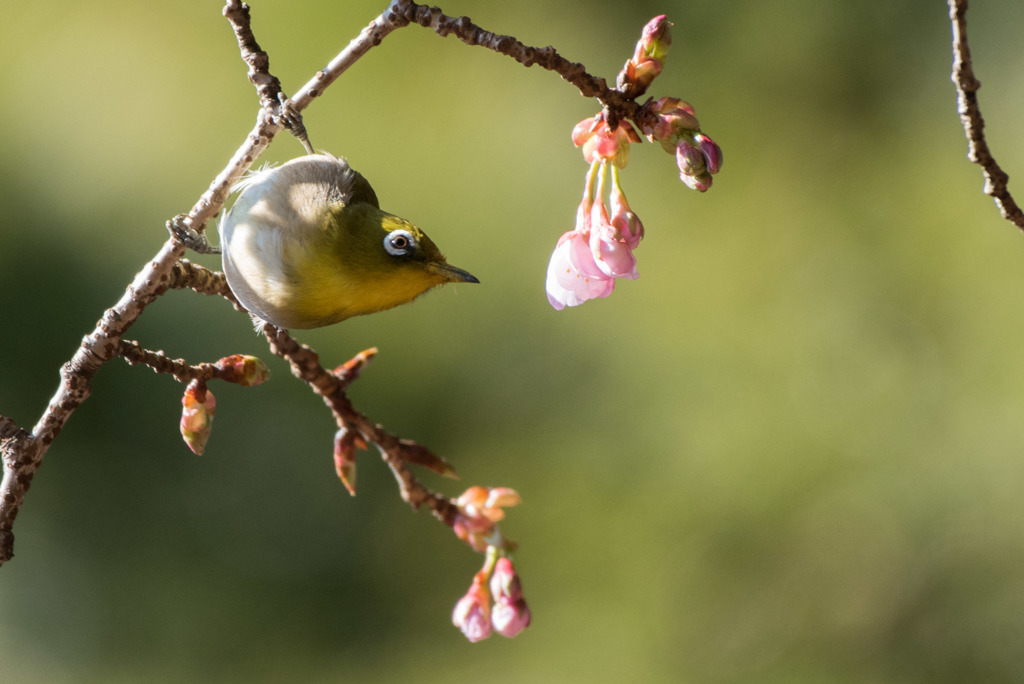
[218,154,478,329]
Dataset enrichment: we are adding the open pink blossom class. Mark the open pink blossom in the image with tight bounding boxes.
[546,229,615,310]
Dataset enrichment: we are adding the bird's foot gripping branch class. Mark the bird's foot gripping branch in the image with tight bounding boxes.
[0,1,722,644]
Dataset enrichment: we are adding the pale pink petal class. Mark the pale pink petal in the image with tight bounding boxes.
[546,232,615,309]
[591,225,638,279]
[491,598,531,638]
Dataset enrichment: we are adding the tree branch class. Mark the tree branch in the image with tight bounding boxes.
[2,0,618,566]
[948,0,1024,229]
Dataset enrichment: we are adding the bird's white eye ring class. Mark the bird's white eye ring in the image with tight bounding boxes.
[384,229,416,256]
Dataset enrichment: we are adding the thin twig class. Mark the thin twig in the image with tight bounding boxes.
[168,259,233,299]
[221,0,314,153]
[948,0,1024,229]
[117,342,212,384]
[223,0,284,112]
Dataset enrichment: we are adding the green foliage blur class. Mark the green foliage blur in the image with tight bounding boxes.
[3,0,1024,681]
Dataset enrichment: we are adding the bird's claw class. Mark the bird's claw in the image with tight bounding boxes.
[167,214,221,255]
[275,94,315,155]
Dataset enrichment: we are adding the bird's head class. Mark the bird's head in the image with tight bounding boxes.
[319,201,479,320]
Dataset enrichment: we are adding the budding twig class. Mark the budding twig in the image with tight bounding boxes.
[947,0,1024,229]
[117,342,214,384]
[261,325,459,525]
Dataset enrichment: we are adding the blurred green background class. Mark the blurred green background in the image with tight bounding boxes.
[3,0,1024,681]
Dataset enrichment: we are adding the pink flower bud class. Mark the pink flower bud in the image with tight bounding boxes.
[491,597,531,638]
[180,380,215,455]
[676,139,707,177]
[489,557,524,603]
[452,573,492,643]
[590,224,638,280]
[488,557,531,638]
[652,96,697,119]
[609,178,644,250]
[695,133,723,175]
[681,171,713,192]
[590,201,638,280]
[617,16,672,99]
[215,354,270,387]
[333,427,364,496]
[637,15,672,63]
[648,97,700,148]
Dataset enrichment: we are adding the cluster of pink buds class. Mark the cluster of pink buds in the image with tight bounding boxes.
[452,549,531,642]
[450,487,530,641]
[647,96,723,192]
[545,15,722,310]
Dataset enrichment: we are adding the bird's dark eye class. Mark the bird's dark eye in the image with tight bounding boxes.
[384,229,417,256]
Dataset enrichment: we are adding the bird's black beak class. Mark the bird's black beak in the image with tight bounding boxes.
[432,263,480,284]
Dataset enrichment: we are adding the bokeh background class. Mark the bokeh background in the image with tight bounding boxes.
[3,0,1024,681]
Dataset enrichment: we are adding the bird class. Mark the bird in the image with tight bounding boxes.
[218,153,478,329]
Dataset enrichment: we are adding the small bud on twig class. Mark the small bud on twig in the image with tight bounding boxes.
[180,381,216,455]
